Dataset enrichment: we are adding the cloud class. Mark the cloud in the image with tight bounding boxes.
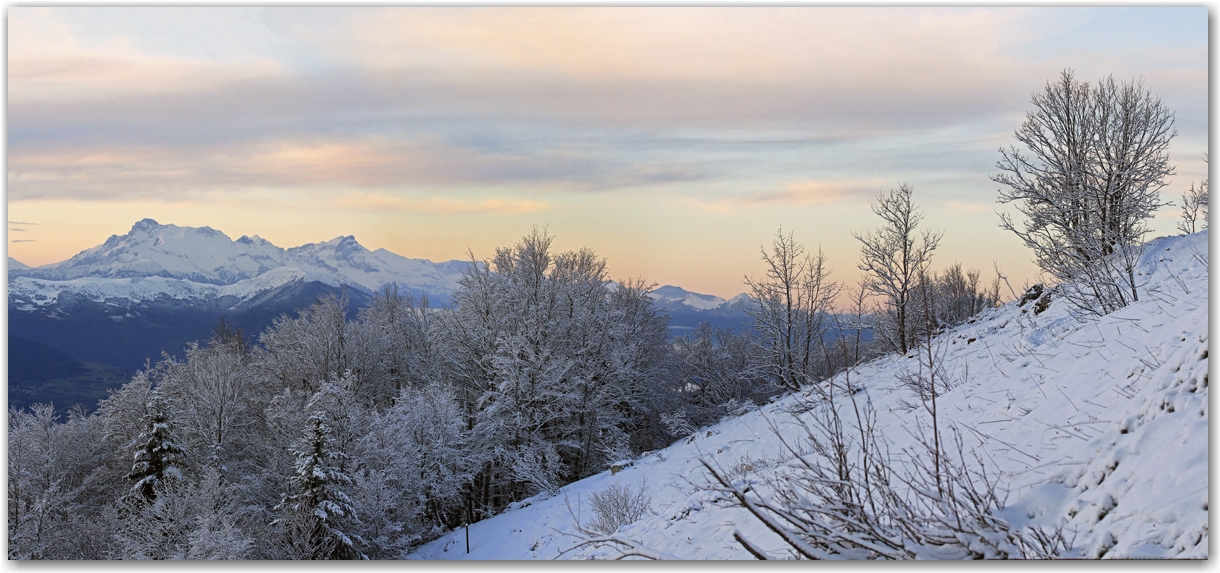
[745,179,883,206]
[11,240,36,243]
[8,221,38,225]
[6,7,1046,150]
[10,228,27,232]
[688,178,887,213]
[266,7,1064,132]
[6,7,1207,210]
[12,8,1206,139]
[334,192,549,215]
[8,8,288,105]
[7,135,710,202]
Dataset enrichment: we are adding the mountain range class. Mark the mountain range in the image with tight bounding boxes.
[8,219,756,408]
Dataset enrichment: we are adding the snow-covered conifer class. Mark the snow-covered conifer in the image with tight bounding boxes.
[275,414,363,560]
[126,391,184,501]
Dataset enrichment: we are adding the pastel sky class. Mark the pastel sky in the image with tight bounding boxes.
[6,7,1209,300]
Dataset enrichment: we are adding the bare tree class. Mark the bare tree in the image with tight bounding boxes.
[743,229,842,392]
[993,69,1176,316]
[1178,153,1209,235]
[854,183,942,355]
[934,263,993,327]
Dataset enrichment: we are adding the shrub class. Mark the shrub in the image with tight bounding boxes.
[588,482,651,535]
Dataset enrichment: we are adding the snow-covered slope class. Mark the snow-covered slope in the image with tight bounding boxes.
[10,219,468,308]
[411,231,1209,560]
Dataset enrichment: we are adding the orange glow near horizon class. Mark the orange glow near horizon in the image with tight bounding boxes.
[6,7,1207,303]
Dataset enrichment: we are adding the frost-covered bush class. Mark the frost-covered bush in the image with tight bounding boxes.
[588,482,652,535]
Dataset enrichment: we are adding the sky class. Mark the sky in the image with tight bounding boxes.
[5,7,1209,301]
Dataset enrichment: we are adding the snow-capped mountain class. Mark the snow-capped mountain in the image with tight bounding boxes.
[648,285,754,337]
[8,257,29,270]
[650,285,736,311]
[8,219,471,373]
[412,230,1209,560]
[11,218,468,304]
[7,219,755,375]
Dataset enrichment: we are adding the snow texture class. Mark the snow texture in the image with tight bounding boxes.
[410,231,1209,560]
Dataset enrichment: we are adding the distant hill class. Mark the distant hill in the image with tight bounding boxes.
[8,336,131,414]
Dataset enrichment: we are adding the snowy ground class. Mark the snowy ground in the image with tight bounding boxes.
[411,231,1208,560]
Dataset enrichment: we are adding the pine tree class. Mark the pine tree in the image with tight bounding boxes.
[126,392,184,502]
[276,414,364,560]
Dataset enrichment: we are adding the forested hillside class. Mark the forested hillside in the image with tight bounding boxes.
[414,230,1209,560]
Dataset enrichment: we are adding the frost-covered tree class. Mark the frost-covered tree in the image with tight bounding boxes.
[440,228,671,512]
[993,69,1176,315]
[275,414,363,560]
[182,467,255,559]
[582,277,674,459]
[126,391,184,502]
[743,229,842,391]
[333,382,476,558]
[8,404,113,559]
[110,465,254,560]
[913,263,996,330]
[1178,153,1208,235]
[671,323,769,432]
[855,183,942,354]
[162,325,258,475]
[255,293,353,394]
[350,285,439,406]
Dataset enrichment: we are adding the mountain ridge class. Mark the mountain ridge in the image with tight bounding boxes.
[12,220,751,322]
[13,219,468,301]
[8,219,758,382]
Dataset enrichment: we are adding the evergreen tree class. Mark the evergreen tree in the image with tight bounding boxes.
[126,392,184,502]
[276,414,363,560]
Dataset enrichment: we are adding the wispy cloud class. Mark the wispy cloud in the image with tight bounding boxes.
[334,192,549,215]
[11,239,35,243]
[688,178,887,213]
[7,133,711,202]
[744,179,883,206]
[8,221,38,225]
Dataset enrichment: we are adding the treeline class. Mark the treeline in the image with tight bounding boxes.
[9,216,999,559]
